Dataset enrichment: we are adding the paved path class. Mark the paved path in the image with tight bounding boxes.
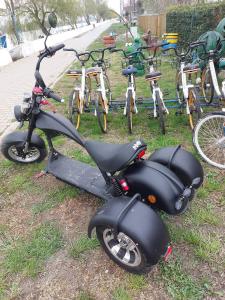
[0,21,112,135]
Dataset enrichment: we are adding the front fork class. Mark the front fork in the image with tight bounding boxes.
[23,113,36,154]
[152,84,169,118]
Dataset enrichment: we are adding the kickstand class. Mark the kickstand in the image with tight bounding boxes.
[34,168,48,179]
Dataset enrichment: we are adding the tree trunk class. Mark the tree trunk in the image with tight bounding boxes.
[85,15,91,25]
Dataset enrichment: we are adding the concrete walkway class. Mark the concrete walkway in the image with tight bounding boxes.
[0,21,112,135]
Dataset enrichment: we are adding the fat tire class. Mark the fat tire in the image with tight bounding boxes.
[1,140,47,164]
[96,226,153,274]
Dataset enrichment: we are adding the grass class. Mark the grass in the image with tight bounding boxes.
[112,287,131,300]
[160,259,207,300]
[76,290,95,300]
[32,185,79,214]
[70,235,100,259]
[3,222,63,278]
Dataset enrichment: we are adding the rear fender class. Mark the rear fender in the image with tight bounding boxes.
[88,194,170,264]
[149,146,204,188]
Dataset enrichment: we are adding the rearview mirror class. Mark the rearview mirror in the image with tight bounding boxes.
[48,12,57,28]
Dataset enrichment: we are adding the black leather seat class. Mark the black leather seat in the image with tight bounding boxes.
[85,139,147,173]
[122,66,137,76]
[145,71,162,80]
[183,64,200,73]
[66,69,82,76]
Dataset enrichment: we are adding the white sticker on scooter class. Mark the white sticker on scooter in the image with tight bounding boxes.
[132,140,142,150]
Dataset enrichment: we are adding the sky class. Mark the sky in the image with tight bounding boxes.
[107,0,121,14]
[0,0,5,9]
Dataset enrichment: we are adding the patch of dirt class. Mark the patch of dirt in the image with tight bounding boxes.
[16,249,169,300]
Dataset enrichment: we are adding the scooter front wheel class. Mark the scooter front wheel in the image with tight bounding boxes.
[96,226,153,274]
[1,132,47,164]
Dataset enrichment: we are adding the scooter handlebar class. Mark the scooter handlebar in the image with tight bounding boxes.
[48,43,65,55]
[43,88,64,103]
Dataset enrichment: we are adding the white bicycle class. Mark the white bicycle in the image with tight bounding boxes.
[193,110,225,169]
[200,39,225,103]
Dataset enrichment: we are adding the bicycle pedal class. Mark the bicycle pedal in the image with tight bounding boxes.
[175,111,182,116]
[84,108,91,113]
[147,112,154,118]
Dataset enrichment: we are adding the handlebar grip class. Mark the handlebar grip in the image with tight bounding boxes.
[48,43,65,55]
[44,88,64,103]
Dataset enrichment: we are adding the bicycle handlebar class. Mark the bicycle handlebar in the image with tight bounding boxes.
[64,47,91,62]
[89,46,115,62]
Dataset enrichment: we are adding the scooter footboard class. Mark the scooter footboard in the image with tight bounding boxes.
[88,194,170,264]
[149,145,204,188]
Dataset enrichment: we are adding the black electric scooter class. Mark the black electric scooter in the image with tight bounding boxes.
[0,14,204,274]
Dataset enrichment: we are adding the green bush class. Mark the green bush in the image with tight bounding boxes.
[166,2,225,45]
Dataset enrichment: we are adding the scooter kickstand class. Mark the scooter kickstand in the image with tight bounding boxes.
[34,168,48,179]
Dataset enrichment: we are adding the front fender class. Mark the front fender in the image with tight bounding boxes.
[88,194,170,265]
[1,131,45,149]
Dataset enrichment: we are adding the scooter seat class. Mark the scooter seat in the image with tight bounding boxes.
[122,66,137,76]
[85,139,147,173]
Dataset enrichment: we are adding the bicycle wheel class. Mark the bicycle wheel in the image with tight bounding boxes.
[193,113,225,169]
[95,93,107,133]
[202,67,214,104]
[155,90,166,135]
[84,76,91,108]
[188,87,202,130]
[176,71,183,103]
[127,90,134,134]
[104,74,112,103]
[68,90,81,129]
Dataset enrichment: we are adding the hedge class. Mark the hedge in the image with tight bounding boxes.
[166,2,225,45]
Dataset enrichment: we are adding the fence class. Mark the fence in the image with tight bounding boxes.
[138,14,166,37]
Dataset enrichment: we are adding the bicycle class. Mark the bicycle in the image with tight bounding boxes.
[89,47,113,133]
[193,109,225,169]
[165,41,204,130]
[64,48,92,129]
[200,39,225,104]
[110,48,140,134]
[137,44,169,135]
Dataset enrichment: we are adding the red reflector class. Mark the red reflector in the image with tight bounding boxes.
[164,245,172,262]
[137,150,145,159]
[40,100,49,105]
[119,179,130,191]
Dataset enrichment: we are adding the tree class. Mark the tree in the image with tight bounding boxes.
[57,0,81,29]
[96,1,111,22]
[2,0,22,44]
[19,0,59,36]
[82,0,97,25]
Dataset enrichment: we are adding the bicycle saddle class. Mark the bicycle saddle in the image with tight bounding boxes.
[84,139,147,173]
[183,64,200,73]
[86,67,101,74]
[66,69,82,76]
[122,66,137,76]
[145,71,162,80]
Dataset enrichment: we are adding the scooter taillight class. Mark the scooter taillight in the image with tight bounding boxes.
[119,179,130,191]
[163,245,172,262]
[137,150,146,159]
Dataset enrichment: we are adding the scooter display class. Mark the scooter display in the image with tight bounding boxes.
[0,14,204,274]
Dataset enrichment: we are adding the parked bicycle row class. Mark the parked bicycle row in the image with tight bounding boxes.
[63,39,225,137]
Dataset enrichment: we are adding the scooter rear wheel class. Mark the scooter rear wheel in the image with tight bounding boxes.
[96,226,153,274]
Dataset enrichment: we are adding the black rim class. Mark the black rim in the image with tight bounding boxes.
[203,69,214,104]
[69,90,80,129]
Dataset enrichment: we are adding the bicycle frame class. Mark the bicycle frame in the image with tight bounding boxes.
[208,55,222,98]
[95,68,109,114]
[148,62,169,118]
